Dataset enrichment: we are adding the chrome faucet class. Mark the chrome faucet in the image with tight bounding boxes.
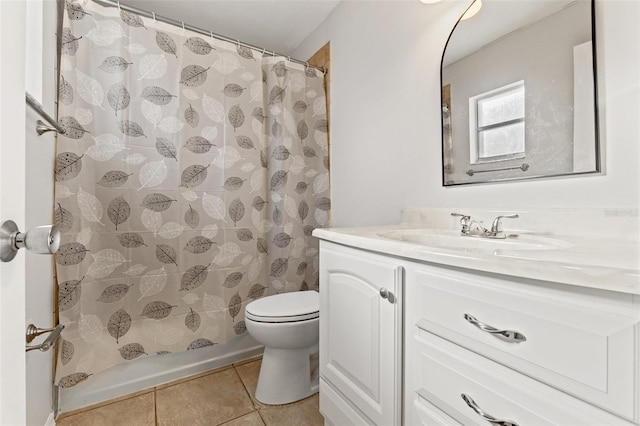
[487,214,519,238]
[451,213,519,239]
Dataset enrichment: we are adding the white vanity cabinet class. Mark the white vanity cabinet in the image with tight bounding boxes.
[317,239,640,426]
[405,263,640,426]
[318,241,404,426]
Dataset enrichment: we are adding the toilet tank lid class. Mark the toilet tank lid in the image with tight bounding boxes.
[245,290,319,318]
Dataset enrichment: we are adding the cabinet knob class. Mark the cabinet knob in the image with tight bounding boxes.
[379,287,394,303]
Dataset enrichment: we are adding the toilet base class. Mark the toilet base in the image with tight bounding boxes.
[255,347,316,405]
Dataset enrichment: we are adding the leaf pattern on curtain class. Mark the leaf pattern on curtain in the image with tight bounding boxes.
[55,1,329,388]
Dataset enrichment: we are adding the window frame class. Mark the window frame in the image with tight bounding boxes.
[468,80,526,164]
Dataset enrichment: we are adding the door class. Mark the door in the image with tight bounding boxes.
[0,2,28,424]
[24,1,59,424]
[1,1,57,424]
[319,241,403,426]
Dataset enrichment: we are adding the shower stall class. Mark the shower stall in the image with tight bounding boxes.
[50,0,329,414]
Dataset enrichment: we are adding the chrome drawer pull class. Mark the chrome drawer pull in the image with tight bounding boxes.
[463,314,526,343]
[461,394,519,426]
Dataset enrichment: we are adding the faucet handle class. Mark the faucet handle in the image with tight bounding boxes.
[451,212,471,234]
[451,212,470,220]
[490,214,519,233]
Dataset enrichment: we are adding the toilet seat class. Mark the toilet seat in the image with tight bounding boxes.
[245,291,319,323]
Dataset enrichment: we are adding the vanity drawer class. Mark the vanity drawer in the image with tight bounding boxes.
[410,264,639,419]
[412,331,635,426]
[414,397,462,426]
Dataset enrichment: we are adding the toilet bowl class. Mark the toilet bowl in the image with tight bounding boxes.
[245,290,320,405]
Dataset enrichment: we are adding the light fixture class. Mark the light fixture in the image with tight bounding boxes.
[420,0,442,4]
[461,0,482,20]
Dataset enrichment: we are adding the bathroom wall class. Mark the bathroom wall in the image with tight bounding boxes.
[293,0,640,227]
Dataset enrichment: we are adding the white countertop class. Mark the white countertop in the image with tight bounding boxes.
[313,223,640,295]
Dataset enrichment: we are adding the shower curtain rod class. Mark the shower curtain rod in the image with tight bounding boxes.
[91,0,325,73]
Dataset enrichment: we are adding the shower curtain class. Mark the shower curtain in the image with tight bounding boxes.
[55,0,329,388]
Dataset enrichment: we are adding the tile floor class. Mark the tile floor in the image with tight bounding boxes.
[56,358,324,426]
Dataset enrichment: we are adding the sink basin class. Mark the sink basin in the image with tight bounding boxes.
[378,229,572,252]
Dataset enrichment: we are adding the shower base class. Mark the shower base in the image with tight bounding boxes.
[57,333,262,415]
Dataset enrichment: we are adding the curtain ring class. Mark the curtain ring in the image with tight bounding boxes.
[261,48,266,56]
[152,12,156,22]
[237,39,241,48]
[287,56,291,64]
[116,1,121,11]
[182,22,186,32]
[305,61,310,70]
[210,31,214,40]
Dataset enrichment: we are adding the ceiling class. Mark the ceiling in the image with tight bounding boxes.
[124,0,341,57]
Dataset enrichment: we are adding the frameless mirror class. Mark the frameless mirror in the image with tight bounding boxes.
[441,0,599,186]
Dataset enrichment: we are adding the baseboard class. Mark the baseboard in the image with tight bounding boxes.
[44,411,56,426]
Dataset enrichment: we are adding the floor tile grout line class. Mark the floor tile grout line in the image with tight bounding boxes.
[154,387,158,426]
[154,364,235,392]
[212,366,259,426]
[255,407,268,425]
[234,364,259,409]
[233,363,268,425]
[216,409,261,426]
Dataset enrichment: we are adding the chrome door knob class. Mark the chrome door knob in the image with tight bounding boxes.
[0,220,60,262]
[18,224,60,254]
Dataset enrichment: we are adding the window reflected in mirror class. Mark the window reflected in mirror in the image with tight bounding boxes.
[470,80,525,164]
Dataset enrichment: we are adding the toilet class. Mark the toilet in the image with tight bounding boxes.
[245,290,320,405]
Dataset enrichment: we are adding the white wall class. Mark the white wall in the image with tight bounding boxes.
[293,0,640,227]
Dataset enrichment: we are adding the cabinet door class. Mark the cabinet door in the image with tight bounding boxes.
[319,242,403,426]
